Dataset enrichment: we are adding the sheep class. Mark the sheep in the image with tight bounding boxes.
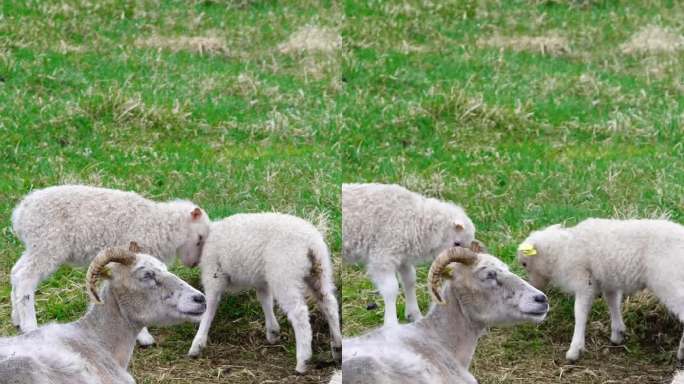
[187,213,342,374]
[0,242,207,384]
[342,246,549,384]
[328,371,342,384]
[342,183,476,325]
[673,372,684,384]
[517,218,684,363]
[10,184,210,346]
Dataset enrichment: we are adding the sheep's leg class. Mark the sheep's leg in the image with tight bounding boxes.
[398,263,421,322]
[11,251,60,333]
[256,285,280,344]
[678,332,684,366]
[136,327,155,347]
[604,290,626,345]
[369,268,400,326]
[188,283,224,357]
[566,291,594,362]
[277,293,313,374]
[314,287,342,361]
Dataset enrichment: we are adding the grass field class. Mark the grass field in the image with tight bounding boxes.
[1,1,341,383]
[341,1,684,383]
[2,0,684,383]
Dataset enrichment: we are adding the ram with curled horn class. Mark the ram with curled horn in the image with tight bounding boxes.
[341,244,549,384]
[0,241,207,384]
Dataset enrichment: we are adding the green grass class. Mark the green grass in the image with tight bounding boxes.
[3,0,684,383]
[341,1,684,383]
[1,1,340,383]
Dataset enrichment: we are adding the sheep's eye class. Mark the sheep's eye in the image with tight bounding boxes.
[521,262,528,268]
[143,271,156,280]
[196,235,203,247]
[486,271,497,280]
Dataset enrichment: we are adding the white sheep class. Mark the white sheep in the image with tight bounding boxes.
[342,183,476,325]
[0,243,207,384]
[518,218,684,363]
[187,213,342,374]
[11,185,210,346]
[342,246,549,384]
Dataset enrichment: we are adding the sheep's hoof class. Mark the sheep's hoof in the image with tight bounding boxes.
[565,350,581,364]
[266,329,281,344]
[295,361,310,375]
[610,331,626,346]
[136,335,156,348]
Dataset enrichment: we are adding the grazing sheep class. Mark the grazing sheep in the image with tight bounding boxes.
[10,185,210,346]
[342,246,549,384]
[0,243,206,384]
[342,183,476,325]
[518,218,684,363]
[187,213,342,374]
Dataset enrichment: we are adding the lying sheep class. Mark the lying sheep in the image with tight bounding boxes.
[342,246,549,384]
[342,183,476,325]
[187,213,342,374]
[0,242,206,384]
[518,218,684,363]
[11,185,210,346]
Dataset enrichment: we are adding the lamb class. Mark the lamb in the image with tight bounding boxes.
[342,246,549,384]
[342,183,476,325]
[187,213,342,374]
[10,185,210,346]
[518,218,684,363]
[0,242,207,384]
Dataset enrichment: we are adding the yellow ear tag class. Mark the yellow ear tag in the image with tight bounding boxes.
[518,243,537,256]
[441,266,454,279]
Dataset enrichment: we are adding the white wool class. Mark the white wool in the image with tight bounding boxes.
[519,218,684,363]
[188,213,341,374]
[342,183,475,325]
[672,372,684,384]
[10,185,210,345]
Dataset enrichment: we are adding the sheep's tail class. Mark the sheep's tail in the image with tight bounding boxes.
[304,243,333,301]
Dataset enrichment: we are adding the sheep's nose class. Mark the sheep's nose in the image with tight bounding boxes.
[453,241,462,247]
[192,295,206,304]
[534,294,548,304]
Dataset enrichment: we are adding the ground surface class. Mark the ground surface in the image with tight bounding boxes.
[1,1,340,383]
[341,1,684,384]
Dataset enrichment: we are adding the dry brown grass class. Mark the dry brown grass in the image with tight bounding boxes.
[135,35,228,55]
[278,25,341,54]
[621,25,684,55]
[478,33,570,55]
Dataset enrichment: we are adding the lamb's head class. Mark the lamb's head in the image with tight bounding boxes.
[176,202,211,268]
[87,242,206,326]
[428,246,549,326]
[433,203,476,252]
[517,223,568,290]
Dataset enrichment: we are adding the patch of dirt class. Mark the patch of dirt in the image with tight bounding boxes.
[621,25,684,54]
[135,35,227,55]
[478,34,570,55]
[278,25,341,54]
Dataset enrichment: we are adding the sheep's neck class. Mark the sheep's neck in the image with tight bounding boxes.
[419,298,485,369]
[78,290,141,369]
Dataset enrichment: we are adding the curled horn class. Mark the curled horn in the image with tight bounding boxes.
[428,247,478,305]
[86,243,138,304]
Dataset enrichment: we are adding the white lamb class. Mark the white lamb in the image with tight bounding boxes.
[518,218,684,363]
[11,185,210,346]
[342,183,475,325]
[187,213,342,374]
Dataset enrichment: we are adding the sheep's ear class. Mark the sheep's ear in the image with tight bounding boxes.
[454,221,465,231]
[191,207,202,221]
[129,241,141,253]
